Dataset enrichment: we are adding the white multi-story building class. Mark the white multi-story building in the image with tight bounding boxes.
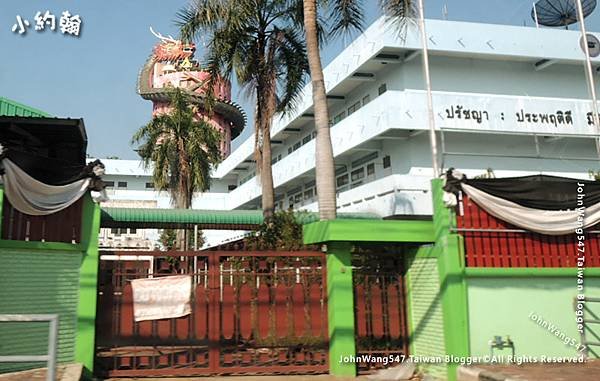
[100,17,600,248]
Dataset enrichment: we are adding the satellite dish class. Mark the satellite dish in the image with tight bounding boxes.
[580,33,600,57]
[532,0,597,28]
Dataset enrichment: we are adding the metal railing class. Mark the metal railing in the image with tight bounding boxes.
[0,314,58,381]
[576,297,600,359]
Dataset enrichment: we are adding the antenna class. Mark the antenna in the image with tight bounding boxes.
[442,4,448,20]
[531,0,596,29]
[532,2,540,28]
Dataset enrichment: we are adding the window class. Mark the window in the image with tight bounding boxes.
[129,228,137,235]
[378,83,387,96]
[332,111,345,125]
[304,189,314,200]
[347,101,361,116]
[271,154,282,165]
[312,131,317,139]
[302,134,312,145]
[362,94,371,106]
[105,181,115,188]
[351,168,365,182]
[145,182,154,189]
[294,194,302,203]
[336,174,349,187]
[118,181,127,188]
[228,185,237,191]
[352,152,378,168]
[367,163,375,176]
[383,155,391,169]
[288,147,293,154]
[111,228,125,236]
[293,141,301,151]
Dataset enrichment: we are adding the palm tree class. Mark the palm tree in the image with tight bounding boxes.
[301,0,364,220]
[177,0,309,219]
[301,0,417,220]
[132,88,222,249]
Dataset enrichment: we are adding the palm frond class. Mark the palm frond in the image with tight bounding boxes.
[328,0,365,38]
[380,0,418,37]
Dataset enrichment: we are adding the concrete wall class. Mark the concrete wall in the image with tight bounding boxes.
[467,277,600,359]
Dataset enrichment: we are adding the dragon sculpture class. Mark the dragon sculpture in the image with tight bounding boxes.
[137,28,246,157]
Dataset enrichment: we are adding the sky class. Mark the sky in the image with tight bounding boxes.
[1,0,600,159]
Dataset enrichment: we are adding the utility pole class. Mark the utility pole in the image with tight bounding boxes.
[417,0,440,177]
[574,0,600,159]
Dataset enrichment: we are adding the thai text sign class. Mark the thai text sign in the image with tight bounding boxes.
[399,91,600,135]
[131,275,192,322]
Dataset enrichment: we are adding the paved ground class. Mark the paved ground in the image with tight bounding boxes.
[105,376,371,381]
[0,364,82,381]
[466,360,600,381]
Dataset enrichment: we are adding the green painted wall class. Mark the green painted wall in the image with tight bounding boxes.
[75,196,101,372]
[468,277,600,359]
[326,242,356,377]
[431,179,469,381]
[0,248,83,373]
[406,255,448,380]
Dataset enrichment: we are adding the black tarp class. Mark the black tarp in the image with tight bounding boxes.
[465,175,600,210]
[0,116,88,185]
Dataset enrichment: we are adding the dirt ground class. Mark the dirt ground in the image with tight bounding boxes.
[474,360,600,381]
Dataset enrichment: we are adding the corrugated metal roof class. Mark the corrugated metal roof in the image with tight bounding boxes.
[0,97,50,117]
[100,207,380,230]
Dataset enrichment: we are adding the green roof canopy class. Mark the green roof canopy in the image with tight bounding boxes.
[101,207,380,230]
[0,97,50,117]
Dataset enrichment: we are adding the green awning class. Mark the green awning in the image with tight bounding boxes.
[0,97,50,117]
[100,207,380,230]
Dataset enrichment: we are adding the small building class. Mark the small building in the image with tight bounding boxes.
[0,99,101,376]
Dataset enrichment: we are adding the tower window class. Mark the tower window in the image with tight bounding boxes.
[383,155,391,169]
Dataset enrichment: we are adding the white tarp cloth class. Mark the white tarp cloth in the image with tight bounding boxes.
[462,183,600,235]
[131,275,192,322]
[1,159,91,216]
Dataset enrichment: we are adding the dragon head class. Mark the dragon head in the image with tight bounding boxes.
[150,27,196,62]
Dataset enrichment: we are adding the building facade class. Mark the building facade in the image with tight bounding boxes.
[101,17,600,249]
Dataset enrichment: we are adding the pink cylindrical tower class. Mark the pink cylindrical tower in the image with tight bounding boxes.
[138,31,246,158]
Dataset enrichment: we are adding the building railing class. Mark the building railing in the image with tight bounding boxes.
[0,314,58,381]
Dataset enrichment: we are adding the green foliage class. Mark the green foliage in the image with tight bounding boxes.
[589,170,600,181]
[245,209,304,251]
[132,88,222,208]
[159,229,177,250]
[160,228,206,250]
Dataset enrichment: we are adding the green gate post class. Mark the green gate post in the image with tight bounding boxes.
[75,194,101,374]
[0,186,4,235]
[431,179,470,381]
[327,241,356,377]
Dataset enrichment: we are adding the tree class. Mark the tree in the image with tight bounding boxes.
[300,0,364,220]
[160,228,206,250]
[132,88,222,249]
[177,0,309,219]
[300,0,416,220]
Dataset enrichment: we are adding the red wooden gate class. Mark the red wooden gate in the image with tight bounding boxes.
[95,251,328,377]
